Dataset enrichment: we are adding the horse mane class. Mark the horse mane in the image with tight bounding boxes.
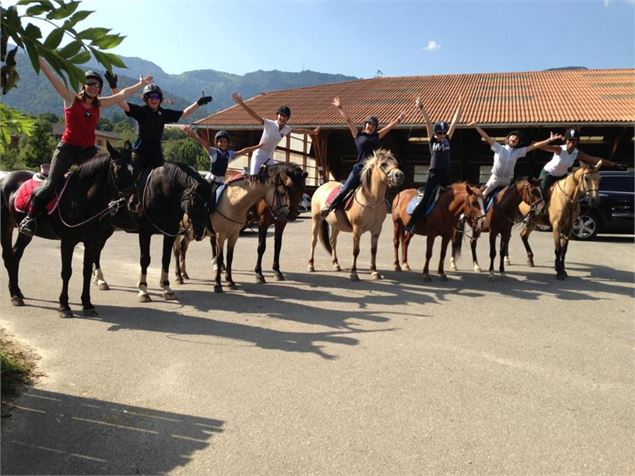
[161,162,204,186]
[74,153,110,181]
[360,148,396,190]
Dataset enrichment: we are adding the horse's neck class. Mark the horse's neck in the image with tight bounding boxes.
[224,180,268,213]
[499,184,523,210]
[69,164,109,204]
[560,173,582,202]
[359,169,386,203]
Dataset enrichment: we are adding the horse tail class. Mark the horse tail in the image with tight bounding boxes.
[318,219,332,254]
[452,218,465,261]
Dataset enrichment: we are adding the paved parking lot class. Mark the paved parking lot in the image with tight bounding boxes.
[1,216,634,475]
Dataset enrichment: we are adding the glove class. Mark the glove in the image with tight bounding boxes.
[197,95,213,106]
[104,70,118,89]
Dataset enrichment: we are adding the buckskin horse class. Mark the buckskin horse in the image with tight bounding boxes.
[391,182,486,281]
[307,149,404,281]
[91,162,212,302]
[517,163,602,279]
[452,178,544,279]
[0,142,135,317]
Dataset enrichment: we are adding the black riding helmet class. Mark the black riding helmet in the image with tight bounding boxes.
[215,130,230,142]
[143,84,163,101]
[276,105,291,118]
[434,121,449,134]
[364,115,379,127]
[84,71,103,88]
[564,128,581,141]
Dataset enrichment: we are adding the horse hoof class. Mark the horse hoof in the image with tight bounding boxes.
[182,273,190,280]
[370,272,382,280]
[307,265,315,272]
[474,265,482,273]
[175,277,184,285]
[11,296,24,307]
[83,308,98,317]
[439,273,448,281]
[422,274,432,282]
[256,275,266,284]
[349,273,360,281]
[393,264,401,272]
[504,257,511,266]
[274,273,285,281]
[527,259,535,267]
[59,309,74,319]
[488,273,496,281]
[500,272,506,280]
[214,285,224,293]
[139,293,152,303]
[403,264,411,272]
[449,264,457,272]
[333,265,341,272]
[98,282,110,291]
[164,292,178,301]
[556,275,565,281]
[228,283,238,291]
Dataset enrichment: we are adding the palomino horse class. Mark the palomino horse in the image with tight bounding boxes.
[452,178,544,279]
[392,183,486,280]
[172,164,297,289]
[517,163,602,279]
[91,162,212,302]
[207,165,291,293]
[0,143,135,317]
[307,149,404,281]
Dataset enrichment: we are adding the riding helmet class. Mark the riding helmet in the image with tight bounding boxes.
[364,115,379,127]
[276,105,291,118]
[143,84,163,100]
[564,128,580,141]
[215,130,230,142]
[434,121,449,134]
[84,71,103,88]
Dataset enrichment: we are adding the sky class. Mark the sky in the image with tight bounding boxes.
[8,0,635,78]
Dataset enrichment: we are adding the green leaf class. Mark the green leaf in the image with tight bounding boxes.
[43,27,64,49]
[62,9,92,29]
[46,1,80,20]
[17,0,46,5]
[101,51,125,68]
[25,5,50,16]
[90,33,125,50]
[23,41,41,73]
[76,27,110,41]
[69,49,91,64]
[23,23,42,40]
[57,39,82,58]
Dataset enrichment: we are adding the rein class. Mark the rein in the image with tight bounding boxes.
[355,161,399,210]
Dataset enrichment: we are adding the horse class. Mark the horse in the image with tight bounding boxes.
[206,164,292,293]
[517,163,602,279]
[91,162,212,302]
[307,149,405,281]
[0,142,135,318]
[391,182,486,281]
[172,163,307,285]
[451,178,544,279]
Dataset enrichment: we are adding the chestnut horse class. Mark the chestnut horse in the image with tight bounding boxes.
[517,163,602,279]
[308,149,404,281]
[452,178,544,279]
[392,183,486,281]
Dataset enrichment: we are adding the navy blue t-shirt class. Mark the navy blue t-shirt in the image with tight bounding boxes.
[354,131,380,164]
[429,136,451,175]
[126,103,183,156]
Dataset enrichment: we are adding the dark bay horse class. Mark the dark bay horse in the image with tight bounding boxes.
[0,143,135,317]
[452,178,544,279]
[517,163,602,279]
[391,182,486,281]
[91,162,212,302]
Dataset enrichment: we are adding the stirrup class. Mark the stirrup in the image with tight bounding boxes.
[19,217,36,237]
[320,206,332,218]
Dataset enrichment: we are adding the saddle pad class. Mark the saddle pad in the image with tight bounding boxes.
[215,183,227,206]
[325,185,355,210]
[485,187,503,212]
[14,178,63,215]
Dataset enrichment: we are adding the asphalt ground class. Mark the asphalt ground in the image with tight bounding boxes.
[1,215,634,475]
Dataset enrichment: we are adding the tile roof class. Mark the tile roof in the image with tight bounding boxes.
[195,68,635,129]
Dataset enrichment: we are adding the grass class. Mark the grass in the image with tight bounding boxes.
[1,329,40,417]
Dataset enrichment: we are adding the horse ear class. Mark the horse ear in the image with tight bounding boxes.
[594,160,603,171]
[124,140,133,153]
[465,184,474,195]
[106,141,116,156]
[302,171,308,178]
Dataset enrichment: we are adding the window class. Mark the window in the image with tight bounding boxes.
[413,165,429,184]
[479,165,492,185]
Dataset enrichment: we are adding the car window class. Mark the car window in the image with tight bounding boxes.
[601,176,634,193]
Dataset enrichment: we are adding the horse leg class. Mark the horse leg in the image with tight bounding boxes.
[10,232,33,302]
[438,233,451,281]
[255,223,267,283]
[349,228,360,281]
[369,231,382,280]
[554,231,568,280]
[402,232,412,272]
[225,238,238,290]
[58,239,75,318]
[272,221,287,281]
[471,232,482,272]
[81,243,98,316]
[422,235,435,281]
[393,220,402,272]
[488,232,497,280]
[307,216,319,272]
[137,232,152,302]
[213,237,225,293]
[520,224,535,267]
[331,228,341,272]
[92,229,113,290]
[499,229,511,278]
[173,234,184,285]
[160,235,178,300]
[2,225,26,305]
[180,235,191,280]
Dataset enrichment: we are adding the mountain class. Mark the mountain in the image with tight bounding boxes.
[3,50,358,121]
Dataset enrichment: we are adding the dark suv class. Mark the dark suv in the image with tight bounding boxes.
[572,170,634,240]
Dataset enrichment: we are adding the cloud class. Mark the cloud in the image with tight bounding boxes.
[424,40,441,52]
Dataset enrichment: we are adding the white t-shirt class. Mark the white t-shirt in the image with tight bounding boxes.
[543,145,579,176]
[250,118,292,174]
[489,142,528,180]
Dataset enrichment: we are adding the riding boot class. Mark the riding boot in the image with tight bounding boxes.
[18,214,38,237]
[320,194,342,218]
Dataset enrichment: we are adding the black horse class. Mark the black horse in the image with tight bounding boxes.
[0,142,135,318]
[92,162,212,302]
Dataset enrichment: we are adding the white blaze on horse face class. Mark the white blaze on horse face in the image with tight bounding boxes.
[128,164,134,175]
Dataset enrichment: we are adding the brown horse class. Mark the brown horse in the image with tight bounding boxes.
[452,178,544,279]
[172,163,306,285]
[308,149,404,281]
[391,183,486,281]
[518,163,602,279]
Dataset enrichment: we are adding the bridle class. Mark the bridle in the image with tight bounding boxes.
[262,172,290,221]
[354,159,401,210]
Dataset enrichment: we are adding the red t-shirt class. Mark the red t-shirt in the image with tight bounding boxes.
[61,97,100,147]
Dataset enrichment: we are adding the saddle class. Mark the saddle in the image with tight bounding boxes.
[484,187,504,212]
[325,186,355,211]
[14,164,69,215]
[406,185,444,216]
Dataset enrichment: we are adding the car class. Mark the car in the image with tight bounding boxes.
[297,193,311,214]
[572,170,634,240]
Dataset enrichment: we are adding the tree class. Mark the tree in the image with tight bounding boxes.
[18,117,57,168]
[164,138,208,170]
[0,103,35,155]
[1,0,126,95]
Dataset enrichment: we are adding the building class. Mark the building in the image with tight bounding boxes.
[52,124,124,152]
[194,68,635,191]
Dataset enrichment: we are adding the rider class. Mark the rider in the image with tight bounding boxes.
[18,59,153,237]
[182,127,263,184]
[404,96,462,234]
[320,96,404,217]
[469,122,562,200]
[231,92,319,174]
[524,127,626,224]
[106,72,213,209]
